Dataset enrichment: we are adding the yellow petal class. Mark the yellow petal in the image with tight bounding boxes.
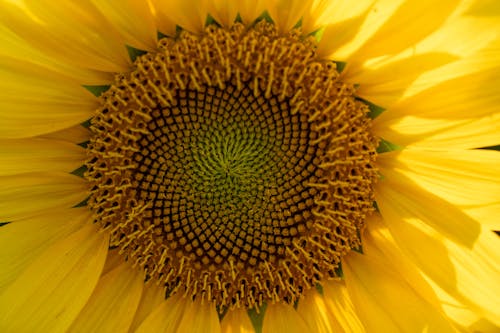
[134,293,188,333]
[321,281,366,332]
[366,214,460,312]
[349,0,459,64]
[0,207,89,293]
[0,23,111,85]
[376,186,500,324]
[205,0,243,27]
[375,114,500,150]
[374,67,500,149]
[152,0,208,34]
[0,172,88,221]
[266,0,313,32]
[377,156,483,247]
[100,248,126,276]
[463,203,500,230]
[317,6,372,60]
[442,229,500,325]
[221,308,255,333]
[129,282,166,332]
[39,124,90,145]
[263,302,310,333]
[0,57,97,139]
[297,287,343,333]
[0,138,85,175]
[300,0,373,34]
[215,0,267,25]
[343,246,457,332]
[0,223,108,333]
[378,67,500,121]
[177,299,221,333]
[401,18,500,97]
[429,278,499,332]
[378,148,500,207]
[0,0,130,73]
[149,0,177,36]
[91,0,157,51]
[68,262,143,333]
[349,52,458,108]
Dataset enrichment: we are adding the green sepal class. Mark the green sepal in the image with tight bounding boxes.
[248,302,267,333]
[335,61,347,73]
[83,85,110,97]
[310,26,324,43]
[254,11,274,24]
[78,140,90,149]
[356,97,385,119]
[205,14,221,27]
[315,283,324,296]
[377,138,402,153]
[480,144,500,151]
[157,30,169,40]
[126,45,148,62]
[71,165,88,178]
[81,119,92,128]
[73,196,89,208]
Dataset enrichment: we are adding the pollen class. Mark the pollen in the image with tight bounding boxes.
[85,21,378,310]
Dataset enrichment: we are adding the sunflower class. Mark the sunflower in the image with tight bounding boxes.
[0,0,499,332]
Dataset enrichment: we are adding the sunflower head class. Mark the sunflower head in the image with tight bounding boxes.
[85,20,378,309]
[1,1,498,332]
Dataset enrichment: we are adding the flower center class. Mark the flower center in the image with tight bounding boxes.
[85,21,377,310]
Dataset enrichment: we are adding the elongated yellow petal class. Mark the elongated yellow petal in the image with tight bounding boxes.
[152,0,208,34]
[266,0,313,32]
[349,52,458,108]
[0,172,87,221]
[205,0,246,27]
[210,0,266,25]
[0,223,108,333]
[91,0,157,51]
[148,0,177,36]
[376,113,500,150]
[0,207,89,293]
[464,203,500,230]
[376,165,481,248]
[0,57,97,138]
[366,214,456,311]
[100,248,126,276]
[321,281,366,332]
[300,0,372,34]
[343,246,457,332]
[297,288,344,333]
[402,19,500,97]
[0,0,130,73]
[177,299,221,333]
[0,138,85,175]
[68,262,143,333]
[439,229,500,326]
[221,308,255,333]
[39,124,90,144]
[374,67,500,149]
[129,282,166,332]
[134,293,188,333]
[376,186,500,325]
[378,149,500,207]
[263,303,310,333]
[317,6,372,60]
[430,280,499,332]
[378,67,500,122]
[349,0,459,64]
[0,24,112,85]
